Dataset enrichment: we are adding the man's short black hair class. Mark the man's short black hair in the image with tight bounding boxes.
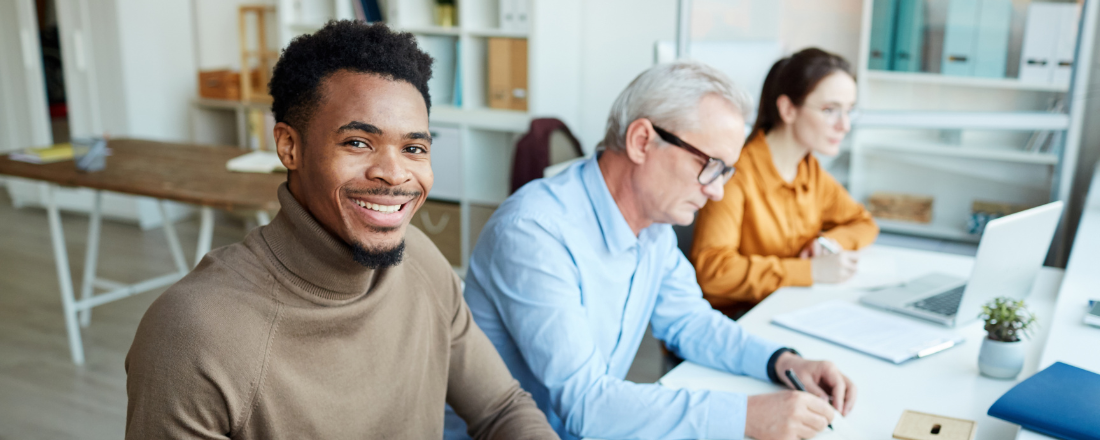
[269,21,433,132]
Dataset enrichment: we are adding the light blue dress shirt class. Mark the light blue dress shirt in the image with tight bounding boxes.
[444,156,784,440]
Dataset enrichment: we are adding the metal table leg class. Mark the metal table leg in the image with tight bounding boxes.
[195,206,214,267]
[78,191,103,328]
[158,200,190,275]
[41,183,85,365]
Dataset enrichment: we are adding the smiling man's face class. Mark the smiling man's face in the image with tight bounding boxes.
[275,70,432,264]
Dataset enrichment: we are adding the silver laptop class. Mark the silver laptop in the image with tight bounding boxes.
[860,201,1064,327]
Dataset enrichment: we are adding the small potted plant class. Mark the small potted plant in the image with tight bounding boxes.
[978,297,1037,379]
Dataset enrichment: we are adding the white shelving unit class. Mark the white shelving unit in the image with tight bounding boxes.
[848,0,1097,244]
[274,0,583,270]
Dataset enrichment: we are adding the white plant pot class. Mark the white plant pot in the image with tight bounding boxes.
[978,338,1025,379]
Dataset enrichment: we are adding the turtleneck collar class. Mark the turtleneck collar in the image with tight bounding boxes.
[259,183,377,304]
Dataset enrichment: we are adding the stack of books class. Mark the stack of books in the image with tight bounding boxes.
[8,144,75,164]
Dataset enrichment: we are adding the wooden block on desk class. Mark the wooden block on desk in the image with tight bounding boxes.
[893,410,976,440]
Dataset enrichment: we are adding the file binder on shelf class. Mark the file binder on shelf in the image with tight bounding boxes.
[868,0,898,70]
[972,0,1011,77]
[1020,3,1080,87]
[892,0,925,72]
[942,0,1010,77]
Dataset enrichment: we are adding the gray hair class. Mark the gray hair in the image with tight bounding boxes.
[599,61,753,152]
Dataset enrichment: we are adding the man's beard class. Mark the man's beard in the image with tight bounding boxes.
[351,240,405,269]
[343,186,420,269]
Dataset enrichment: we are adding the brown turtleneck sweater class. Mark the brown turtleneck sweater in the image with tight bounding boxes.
[125,184,557,439]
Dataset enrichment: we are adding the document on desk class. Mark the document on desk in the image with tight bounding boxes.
[772,300,964,364]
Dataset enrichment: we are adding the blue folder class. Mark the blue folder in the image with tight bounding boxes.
[988,362,1100,440]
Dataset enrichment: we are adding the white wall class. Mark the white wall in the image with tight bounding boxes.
[573,0,864,153]
[576,0,678,152]
[115,0,196,141]
[193,0,278,70]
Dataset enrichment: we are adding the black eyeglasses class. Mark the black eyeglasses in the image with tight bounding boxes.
[651,125,736,186]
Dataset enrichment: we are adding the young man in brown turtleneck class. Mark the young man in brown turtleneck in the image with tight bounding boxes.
[124,21,557,440]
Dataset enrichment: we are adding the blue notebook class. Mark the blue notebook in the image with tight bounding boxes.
[988,362,1100,440]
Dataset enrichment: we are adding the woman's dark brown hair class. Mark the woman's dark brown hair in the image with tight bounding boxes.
[752,48,854,135]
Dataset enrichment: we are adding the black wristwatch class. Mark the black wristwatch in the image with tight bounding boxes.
[767,347,800,385]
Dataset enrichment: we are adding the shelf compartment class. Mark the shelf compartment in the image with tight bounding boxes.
[401,25,461,36]
[855,111,1070,131]
[874,218,980,243]
[466,28,528,38]
[861,140,1059,165]
[865,70,1070,93]
[430,105,530,132]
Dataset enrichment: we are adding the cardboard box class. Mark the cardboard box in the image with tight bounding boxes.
[869,192,933,223]
[409,200,496,267]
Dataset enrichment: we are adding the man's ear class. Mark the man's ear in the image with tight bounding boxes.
[622,118,658,165]
[777,95,798,125]
[274,122,302,171]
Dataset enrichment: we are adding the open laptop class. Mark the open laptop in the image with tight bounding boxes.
[860,201,1064,327]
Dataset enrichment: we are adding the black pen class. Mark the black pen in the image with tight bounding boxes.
[785,369,833,430]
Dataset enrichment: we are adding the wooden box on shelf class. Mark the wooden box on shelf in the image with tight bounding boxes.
[868,192,933,223]
[487,37,528,111]
[198,69,269,101]
[198,70,242,100]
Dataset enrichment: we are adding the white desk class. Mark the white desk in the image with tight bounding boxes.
[1016,164,1100,440]
[660,245,1064,440]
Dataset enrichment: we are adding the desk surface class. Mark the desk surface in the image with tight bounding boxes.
[660,245,1064,440]
[1017,163,1100,440]
[0,139,285,212]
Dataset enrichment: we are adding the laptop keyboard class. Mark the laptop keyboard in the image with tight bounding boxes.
[909,285,966,316]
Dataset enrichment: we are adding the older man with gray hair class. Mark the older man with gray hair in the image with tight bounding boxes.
[444,61,857,440]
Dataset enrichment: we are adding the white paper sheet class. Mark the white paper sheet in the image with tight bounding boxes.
[772,300,964,364]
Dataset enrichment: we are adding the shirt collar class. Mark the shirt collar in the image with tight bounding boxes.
[744,132,811,192]
[582,154,640,254]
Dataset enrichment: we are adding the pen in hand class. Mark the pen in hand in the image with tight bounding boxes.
[785,369,834,430]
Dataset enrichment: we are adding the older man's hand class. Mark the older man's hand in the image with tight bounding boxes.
[746,390,834,440]
[775,351,857,415]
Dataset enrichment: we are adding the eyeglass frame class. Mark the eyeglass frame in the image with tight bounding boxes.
[650,124,736,186]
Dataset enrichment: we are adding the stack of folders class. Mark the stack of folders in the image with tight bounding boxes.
[498,0,530,33]
[771,301,963,364]
[988,362,1100,440]
[1019,3,1079,88]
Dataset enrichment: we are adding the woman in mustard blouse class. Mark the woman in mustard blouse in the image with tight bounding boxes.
[690,48,879,318]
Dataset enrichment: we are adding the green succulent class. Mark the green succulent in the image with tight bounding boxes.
[979,297,1037,342]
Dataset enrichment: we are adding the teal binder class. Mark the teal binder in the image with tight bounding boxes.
[942,0,1011,77]
[988,362,1100,440]
[869,0,898,70]
[943,0,980,75]
[972,0,1011,77]
[892,0,925,72]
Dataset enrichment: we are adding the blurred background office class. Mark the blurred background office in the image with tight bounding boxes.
[1,0,1098,438]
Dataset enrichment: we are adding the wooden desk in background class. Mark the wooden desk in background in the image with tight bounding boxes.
[0,139,285,365]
